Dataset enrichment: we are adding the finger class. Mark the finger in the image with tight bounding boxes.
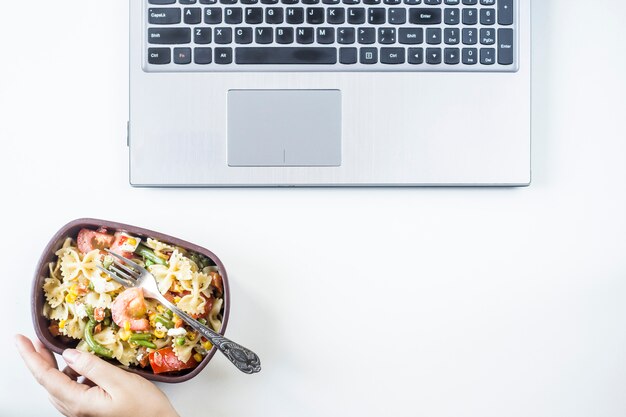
[49,395,70,417]
[62,349,130,394]
[33,338,58,370]
[15,335,89,406]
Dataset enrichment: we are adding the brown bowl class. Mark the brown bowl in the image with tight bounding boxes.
[31,218,230,383]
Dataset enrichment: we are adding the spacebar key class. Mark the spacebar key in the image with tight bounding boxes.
[235,47,337,64]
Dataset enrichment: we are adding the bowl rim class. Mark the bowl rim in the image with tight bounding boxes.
[31,218,230,383]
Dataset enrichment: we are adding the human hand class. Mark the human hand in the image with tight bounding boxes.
[15,334,179,417]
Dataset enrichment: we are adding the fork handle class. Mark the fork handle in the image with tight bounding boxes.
[157,296,261,374]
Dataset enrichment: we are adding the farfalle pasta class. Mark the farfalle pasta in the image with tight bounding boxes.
[42,227,225,374]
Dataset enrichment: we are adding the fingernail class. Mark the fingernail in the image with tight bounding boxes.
[63,349,80,364]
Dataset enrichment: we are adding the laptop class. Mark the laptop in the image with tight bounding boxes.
[129,0,530,186]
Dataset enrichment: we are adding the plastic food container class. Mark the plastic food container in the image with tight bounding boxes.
[31,218,230,383]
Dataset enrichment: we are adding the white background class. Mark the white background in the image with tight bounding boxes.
[1,1,626,416]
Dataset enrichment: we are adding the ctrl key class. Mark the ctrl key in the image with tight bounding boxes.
[148,48,171,65]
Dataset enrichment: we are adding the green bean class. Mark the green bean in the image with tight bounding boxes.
[103,317,111,326]
[136,244,167,266]
[102,255,114,269]
[86,305,95,322]
[88,281,94,291]
[155,315,174,329]
[145,259,155,268]
[133,340,157,349]
[165,309,174,319]
[129,332,153,342]
[198,318,207,325]
[84,320,113,359]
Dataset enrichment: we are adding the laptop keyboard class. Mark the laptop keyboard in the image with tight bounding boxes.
[144,0,518,71]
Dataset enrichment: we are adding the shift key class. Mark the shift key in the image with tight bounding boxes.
[498,28,514,65]
[148,28,191,44]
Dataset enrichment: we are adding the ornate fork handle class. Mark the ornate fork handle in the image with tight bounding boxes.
[158,296,261,374]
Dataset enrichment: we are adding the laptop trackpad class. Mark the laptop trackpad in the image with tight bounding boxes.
[228,90,341,167]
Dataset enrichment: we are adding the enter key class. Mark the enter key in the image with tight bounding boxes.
[498,28,514,65]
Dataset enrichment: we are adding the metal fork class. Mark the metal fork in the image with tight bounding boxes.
[97,250,261,374]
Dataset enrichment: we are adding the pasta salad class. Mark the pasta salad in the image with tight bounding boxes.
[42,227,224,374]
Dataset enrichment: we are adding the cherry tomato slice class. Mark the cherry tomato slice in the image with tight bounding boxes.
[149,347,198,374]
[76,229,115,254]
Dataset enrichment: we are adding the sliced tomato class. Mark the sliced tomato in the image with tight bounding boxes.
[77,229,115,254]
[149,347,198,374]
[109,234,134,259]
[48,321,60,337]
[192,294,214,319]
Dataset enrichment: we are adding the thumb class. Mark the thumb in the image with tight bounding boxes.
[62,349,130,394]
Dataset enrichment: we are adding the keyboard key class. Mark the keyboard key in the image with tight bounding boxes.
[339,47,358,63]
[363,0,381,3]
[181,0,197,3]
[148,47,171,64]
[425,0,441,4]
[296,27,314,43]
[444,47,459,64]
[149,8,181,25]
[286,8,305,24]
[148,28,191,44]
[215,47,233,64]
[266,7,284,23]
[337,27,356,43]
[378,27,396,44]
[426,28,441,44]
[358,27,375,44]
[276,27,294,43]
[194,27,212,44]
[317,27,335,43]
[359,47,378,64]
[409,8,442,25]
[174,47,192,64]
[255,27,273,43]
[307,8,325,23]
[236,47,337,63]
[327,8,346,24]
[204,7,222,23]
[302,0,320,3]
[368,8,386,24]
[404,0,421,4]
[498,0,514,25]
[347,8,366,24]
[200,0,217,3]
[384,0,401,4]
[235,27,253,43]
[262,0,279,3]
[220,0,236,3]
[323,0,341,3]
[240,0,257,3]
[480,8,495,25]
[444,27,459,44]
[462,47,477,64]
[380,47,405,64]
[407,47,424,64]
[194,47,212,64]
[399,27,423,44]
[184,8,202,24]
[245,7,263,23]
[480,28,495,45]
[480,47,495,64]
[498,28,514,65]
[462,8,477,25]
[461,0,476,4]
[214,27,232,44]
[444,8,459,25]
[462,27,477,44]
[444,0,460,4]
[388,8,406,24]
[149,0,176,4]
[480,0,495,4]
[426,47,441,64]
[224,7,243,23]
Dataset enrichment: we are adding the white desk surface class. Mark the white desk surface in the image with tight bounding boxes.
[1,1,626,416]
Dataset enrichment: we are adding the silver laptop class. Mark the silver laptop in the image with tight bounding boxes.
[129,0,530,186]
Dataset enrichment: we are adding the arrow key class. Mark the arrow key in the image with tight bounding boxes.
[407,47,424,64]
[444,47,460,64]
[426,47,442,64]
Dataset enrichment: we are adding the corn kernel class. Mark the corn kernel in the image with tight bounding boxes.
[156,305,165,313]
[174,296,181,303]
[123,321,131,332]
[193,353,203,363]
[59,320,67,329]
[186,331,197,340]
[202,341,213,350]
[119,330,131,341]
[153,329,166,339]
[65,293,77,303]
[69,284,79,296]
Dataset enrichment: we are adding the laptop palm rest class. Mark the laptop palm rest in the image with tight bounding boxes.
[227,90,341,167]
